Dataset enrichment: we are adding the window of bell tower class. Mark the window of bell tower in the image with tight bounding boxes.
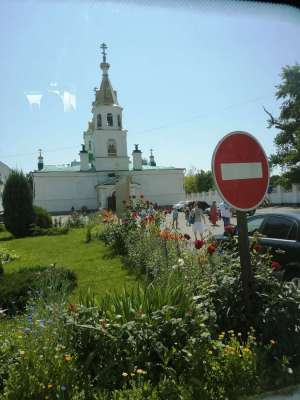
[107,113,113,127]
[107,139,117,156]
[97,114,102,129]
[117,115,122,129]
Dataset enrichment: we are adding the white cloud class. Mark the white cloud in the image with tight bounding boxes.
[61,91,76,112]
[25,94,43,108]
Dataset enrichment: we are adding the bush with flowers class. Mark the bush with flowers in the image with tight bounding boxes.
[97,200,300,394]
[0,265,77,315]
[63,276,262,399]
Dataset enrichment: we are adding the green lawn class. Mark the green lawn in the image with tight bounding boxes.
[0,228,138,298]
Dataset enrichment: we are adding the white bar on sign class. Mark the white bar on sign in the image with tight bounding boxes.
[221,162,263,180]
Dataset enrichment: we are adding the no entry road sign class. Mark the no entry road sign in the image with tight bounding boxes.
[212,131,269,211]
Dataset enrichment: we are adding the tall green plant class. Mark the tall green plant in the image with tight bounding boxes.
[2,170,34,237]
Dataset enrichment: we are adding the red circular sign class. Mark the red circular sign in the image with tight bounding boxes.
[212,131,269,211]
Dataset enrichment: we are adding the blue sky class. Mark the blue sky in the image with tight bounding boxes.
[0,1,299,173]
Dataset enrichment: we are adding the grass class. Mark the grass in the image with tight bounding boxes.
[0,228,139,299]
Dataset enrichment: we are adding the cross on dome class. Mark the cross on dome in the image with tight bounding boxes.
[100,43,107,62]
[100,42,110,76]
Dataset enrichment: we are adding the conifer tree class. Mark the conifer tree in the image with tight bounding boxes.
[2,170,35,237]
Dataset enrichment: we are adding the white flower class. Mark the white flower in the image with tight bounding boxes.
[178,258,184,266]
[287,367,293,374]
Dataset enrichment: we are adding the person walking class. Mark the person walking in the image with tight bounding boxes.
[172,208,179,229]
[190,201,206,240]
[184,206,190,226]
[209,201,218,226]
[219,201,231,227]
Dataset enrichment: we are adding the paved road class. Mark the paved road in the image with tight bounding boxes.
[165,206,300,239]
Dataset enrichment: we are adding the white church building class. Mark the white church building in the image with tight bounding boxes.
[33,44,185,213]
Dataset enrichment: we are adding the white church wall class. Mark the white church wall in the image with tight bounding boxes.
[33,172,99,213]
[94,156,129,171]
[132,169,185,206]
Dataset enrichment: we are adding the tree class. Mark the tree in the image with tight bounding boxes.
[264,64,300,185]
[2,170,35,237]
[195,170,214,192]
[184,168,214,193]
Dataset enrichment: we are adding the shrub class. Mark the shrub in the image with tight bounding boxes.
[33,205,52,229]
[66,279,213,391]
[196,246,300,370]
[99,223,130,255]
[29,225,69,236]
[0,300,90,399]
[2,170,35,237]
[0,266,77,315]
[66,212,86,229]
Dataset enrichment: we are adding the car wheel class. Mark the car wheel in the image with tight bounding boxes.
[284,266,300,289]
[290,276,300,289]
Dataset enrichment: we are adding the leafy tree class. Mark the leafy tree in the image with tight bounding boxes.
[184,168,214,193]
[264,64,300,185]
[269,174,292,190]
[195,169,214,192]
[2,170,35,237]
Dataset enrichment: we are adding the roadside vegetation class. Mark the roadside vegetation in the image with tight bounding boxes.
[1,197,300,399]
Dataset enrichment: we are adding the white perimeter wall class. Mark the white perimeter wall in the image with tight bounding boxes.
[132,169,185,206]
[33,172,99,213]
[186,184,300,206]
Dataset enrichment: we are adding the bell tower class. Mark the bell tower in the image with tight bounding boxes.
[83,43,129,172]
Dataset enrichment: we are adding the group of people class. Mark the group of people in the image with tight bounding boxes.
[172,200,232,240]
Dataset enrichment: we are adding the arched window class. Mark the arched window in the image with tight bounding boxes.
[107,113,113,127]
[107,139,117,156]
[97,114,102,129]
[117,115,122,129]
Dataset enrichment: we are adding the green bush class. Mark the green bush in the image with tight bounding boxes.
[66,280,212,391]
[2,170,35,237]
[0,266,77,315]
[0,300,89,399]
[99,223,130,255]
[66,212,86,229]
[195,246,300,370]
[29,225,69,236]
[33,205,52,229]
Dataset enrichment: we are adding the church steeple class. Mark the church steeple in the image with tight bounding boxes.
[149,149,156,167]
[94,43,118,106]
[38,149,44,171]
[84,43,129,172]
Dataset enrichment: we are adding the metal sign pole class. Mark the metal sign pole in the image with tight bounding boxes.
[236,210,254,321]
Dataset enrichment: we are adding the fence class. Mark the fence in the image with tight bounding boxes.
[186,184,300,206]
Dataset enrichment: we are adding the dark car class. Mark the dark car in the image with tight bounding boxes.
[214,212,300,287]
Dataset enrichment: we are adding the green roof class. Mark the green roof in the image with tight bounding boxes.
[129,164,181,171]
[38,165,82,172]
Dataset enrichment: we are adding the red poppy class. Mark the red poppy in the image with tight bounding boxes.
[252,243,262,253]
[271,261,282,271]
[207,243,217,254]
[194,240,204,249]
[224,224,236,234]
